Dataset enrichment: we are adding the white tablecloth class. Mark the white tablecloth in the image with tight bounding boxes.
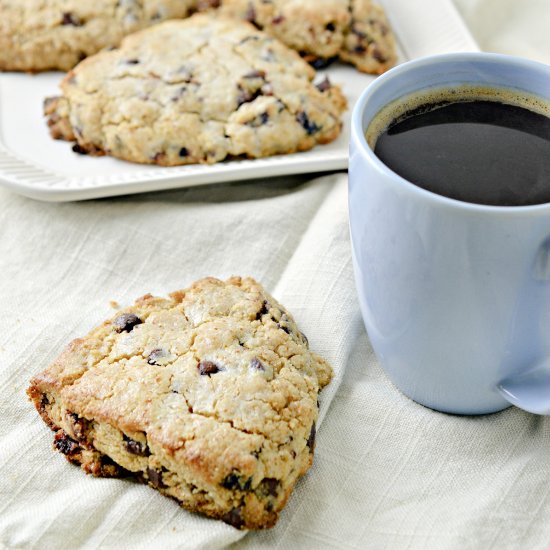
[1,1,550,548]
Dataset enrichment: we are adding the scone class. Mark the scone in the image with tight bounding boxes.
[27,277,333,530]
[44,13,347,165]
[199,0,397,74]
[0,0,197,73]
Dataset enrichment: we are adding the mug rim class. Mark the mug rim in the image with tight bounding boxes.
[351,51,550,214]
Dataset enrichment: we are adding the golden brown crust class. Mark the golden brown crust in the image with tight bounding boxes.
[200,0,397,74]
[43,14,347,166]
[28,276,332,530]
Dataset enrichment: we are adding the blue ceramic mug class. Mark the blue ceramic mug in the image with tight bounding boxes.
[349,52,550,415]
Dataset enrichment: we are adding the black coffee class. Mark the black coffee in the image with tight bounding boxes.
[372,96,550,206]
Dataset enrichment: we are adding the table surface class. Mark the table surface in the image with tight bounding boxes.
[1,1,550,549]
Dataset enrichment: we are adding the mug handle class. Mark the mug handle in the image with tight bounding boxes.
[497,361,550,415]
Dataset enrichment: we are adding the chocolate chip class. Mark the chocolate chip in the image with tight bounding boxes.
[309,56,337,70]
[246,112,269,128]
[123,434,150,457]
[221,472,252,491]
[352,26,368,40]
[243,69,266,79]
[250,358,265,371]
[256,300,268,320]
[251,448,262,458]
[147,348,166,365]
[179,147,189,157]
[54,431,79,455]
[72,143,89,155]
[325,22,336,31]
[256,478,280,498]
[113,313,143,333]
[100,455,117,467]
[147,467,166,488]
[372,47,387,63]
[237,87,262,107]
[272,15,285,24]
[71,141,103,155]
[222,507,245,529]
[354,44,367,54]
[126,58,140,65]
[62,12,81,26]
[40,394,50,410]
[278,323,291,334]
[306,422,316,452]
[296,111,321,135]
[316,77,332,93]
[198,360,222,376]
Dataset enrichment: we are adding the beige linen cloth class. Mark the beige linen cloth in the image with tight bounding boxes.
[1,1,550,548]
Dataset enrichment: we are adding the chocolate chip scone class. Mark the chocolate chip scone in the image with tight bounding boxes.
[199,0,397,74]
[44,13,346,165]
[28,277,333,530]
[0,0,197,72]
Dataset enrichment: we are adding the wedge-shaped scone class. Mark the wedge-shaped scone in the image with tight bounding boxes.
[0,0,196,72]
[28,277,333,530]
[44,13,347,165]
[199,0,397,74]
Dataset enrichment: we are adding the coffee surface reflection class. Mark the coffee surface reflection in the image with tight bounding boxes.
[370,89,550,207]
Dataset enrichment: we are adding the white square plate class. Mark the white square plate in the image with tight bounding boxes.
[0,0,478,201]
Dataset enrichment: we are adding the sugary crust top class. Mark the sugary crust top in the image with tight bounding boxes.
[30,277,332,490]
